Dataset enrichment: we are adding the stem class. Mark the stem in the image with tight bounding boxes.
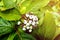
[15,25,22,40]
[16,30,22,40]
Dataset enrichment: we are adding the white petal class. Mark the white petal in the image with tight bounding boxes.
[22,28,26,31]
[24,20,27,24]
[26,26,30,29]
[26,23,30,26]
[17,21,21,25]
[35,17,38,20]
[30,26,32,29]
[29,20,32,24]
[33,16,38,21]
[29,29,32,32]
[26,14,29,17]
[32,22,35,26]
[29,15,33,19]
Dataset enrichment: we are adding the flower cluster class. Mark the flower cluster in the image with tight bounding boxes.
[17,12,39,32]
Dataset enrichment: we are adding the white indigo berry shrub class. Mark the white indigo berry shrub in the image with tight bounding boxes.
[20,12,39,33]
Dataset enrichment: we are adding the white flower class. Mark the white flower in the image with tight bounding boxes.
[29,20,32,24]
[30,26,32,29]
[17,21,21,25]
[26,26,30,29]
[32,21,35,26]
[26,23,30,26]
[26,14,29,17]
[22,27,26,31]
[29,29,32,32]
[29,15,33,19]
[33,16,38,21]
[24,20,27,24]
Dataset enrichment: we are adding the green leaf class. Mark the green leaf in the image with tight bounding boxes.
[0,18,15,36]
[38,11,56,40]
[16,0,22,4]
[7,31,36,40]
[20,0,50,13]
[7,32,16,40]
[0,1,3,7]
[14,33,36,40]
[3,0,16,9]
[0,0,6,11]
[21,33,36,40]
[0,9,21,21]
[0,33,10,40]
[53,27,60,40]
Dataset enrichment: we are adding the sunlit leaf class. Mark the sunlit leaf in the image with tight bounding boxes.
[0,9,21,21]
[3,0,16,9]
[38,11,56,40]
[53,27,60,40]
[20,0,50,14]
[44,11,56,40]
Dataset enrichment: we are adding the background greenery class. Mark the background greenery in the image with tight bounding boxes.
[0,0,60,40]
